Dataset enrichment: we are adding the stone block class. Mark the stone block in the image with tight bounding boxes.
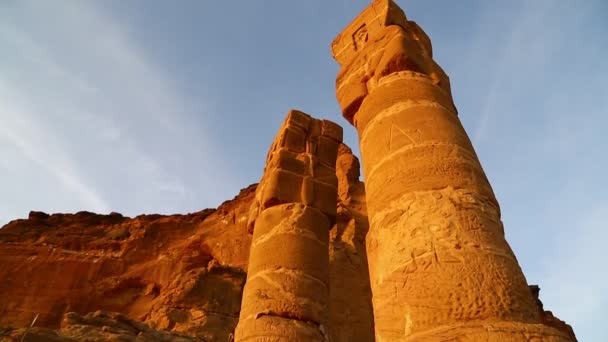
[321,119,343,142]
[316,135,341,168]
[281,126,307,153]
[285,109,312,129]
[261,169,303,208]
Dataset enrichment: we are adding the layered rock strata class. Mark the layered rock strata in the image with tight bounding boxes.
[1,311,204,342]
[331,0,575,341]
[0,188,255,341]
[235,110,342,341]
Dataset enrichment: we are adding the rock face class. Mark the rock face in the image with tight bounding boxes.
[1,311,205,342]
[0,187,255,341]
[235,110,342,341]
[331,0,575,341]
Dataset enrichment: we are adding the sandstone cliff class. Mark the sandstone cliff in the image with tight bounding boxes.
[0,184,253,341]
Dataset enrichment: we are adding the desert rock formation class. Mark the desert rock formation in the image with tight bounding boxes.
[332,0,575,341]
[0,190,254,341]
[1,311,206,342]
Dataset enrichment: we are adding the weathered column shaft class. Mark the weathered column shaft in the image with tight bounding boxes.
[331,1,574,341]
[355,71,564,341]
[235,110,342,341]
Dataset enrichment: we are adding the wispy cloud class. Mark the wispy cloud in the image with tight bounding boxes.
[470,1,555,145]
[0,84,110,213]
[466,1,594,144]
[0,0,234,221]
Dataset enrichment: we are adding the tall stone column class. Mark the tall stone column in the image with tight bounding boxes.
[331,1,575,341]
[235,110,342,341]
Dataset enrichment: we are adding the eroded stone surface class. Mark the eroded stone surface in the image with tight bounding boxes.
[235,110,342,341]
[0,187,255,341]
[0,311,203,342]
[332,1,575,341]
[328,144,375,342]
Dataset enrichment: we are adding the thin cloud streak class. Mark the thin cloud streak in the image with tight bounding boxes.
[471,2,547,145]
[471,1,597,147]
[0,84,110,213]
[0,0,235,221]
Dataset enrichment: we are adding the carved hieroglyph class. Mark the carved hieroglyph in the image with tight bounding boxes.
[332,1,575,341]
[235,110,342,341]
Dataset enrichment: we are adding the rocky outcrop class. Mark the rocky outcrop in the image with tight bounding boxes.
[0,186,256,341]
[1,311,204,341]
[331,0,575,340]
[529,285,577,341]
[235,110,342,341]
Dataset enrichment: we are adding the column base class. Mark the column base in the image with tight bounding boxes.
[235,315,328,342]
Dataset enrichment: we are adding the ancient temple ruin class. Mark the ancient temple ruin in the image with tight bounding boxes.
[0,1,576,341]
[235,0,576,340]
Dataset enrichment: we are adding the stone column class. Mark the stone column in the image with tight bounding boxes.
[235,110,342,341]
[331,1,575,341]
[329,144,375,342]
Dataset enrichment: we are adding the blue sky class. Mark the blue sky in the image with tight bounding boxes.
[0,1,606,340]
